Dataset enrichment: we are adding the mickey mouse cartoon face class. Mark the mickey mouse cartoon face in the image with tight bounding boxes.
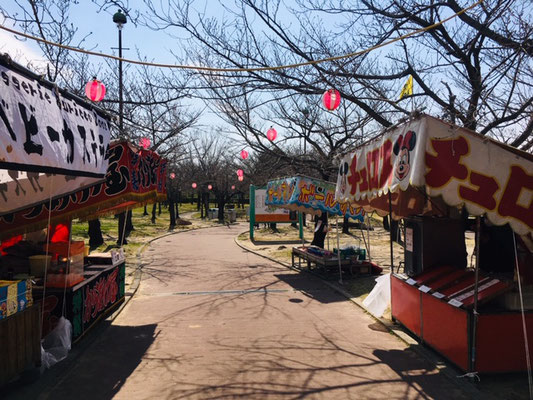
[339,161,349,194]
[393,130,417,181]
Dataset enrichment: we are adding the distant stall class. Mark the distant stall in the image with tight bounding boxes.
[265,175,373,278]
[335,113,533,373]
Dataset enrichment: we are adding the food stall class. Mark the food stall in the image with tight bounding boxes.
[0,140,167,343]
[0,54,111,385]
[335,113,533,373]
[265,175,373,277]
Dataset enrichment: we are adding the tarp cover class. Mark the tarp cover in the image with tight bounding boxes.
[0,59,111,178]
[0,141,167,240]
[335,114,533,236]
[266,175,364,221]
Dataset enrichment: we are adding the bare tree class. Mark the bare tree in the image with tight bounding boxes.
[142,0,532,151]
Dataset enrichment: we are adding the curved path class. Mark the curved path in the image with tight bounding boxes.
[9,224,478,399]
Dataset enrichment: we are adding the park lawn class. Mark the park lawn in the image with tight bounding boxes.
[70,203,198,260]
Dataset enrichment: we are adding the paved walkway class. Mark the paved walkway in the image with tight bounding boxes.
[7,224,481,399]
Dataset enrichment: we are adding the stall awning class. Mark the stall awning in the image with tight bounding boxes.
[335,114,533,236]
[0,141,167,240]
[266,175,364,221]
[0,56,112,215]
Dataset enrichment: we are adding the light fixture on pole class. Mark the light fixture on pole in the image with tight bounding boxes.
[113,9,127,136]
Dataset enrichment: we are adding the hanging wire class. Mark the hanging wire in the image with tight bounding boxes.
[40,175,54,341]
[512,233,533,400]
[61,221,73,317]
[0,0,483,73]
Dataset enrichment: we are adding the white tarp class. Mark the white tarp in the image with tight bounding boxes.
[335,115,533,236]
[0,63,110,178]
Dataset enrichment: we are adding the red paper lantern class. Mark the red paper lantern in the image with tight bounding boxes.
[208,184,213,190]
[169,172,176,179]
[192,182,197,189]
[139,137,151,149]
[238,176,244,182]
[267,127,277,141]
[240,150,249,160]
[85,78,106,102]
[237,169,244,177]
[322,89,341,111]
[231,185,235,190]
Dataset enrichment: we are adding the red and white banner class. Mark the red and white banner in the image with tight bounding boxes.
[335,115,533,236]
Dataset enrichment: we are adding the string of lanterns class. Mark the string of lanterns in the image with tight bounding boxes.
[84,76,342,190]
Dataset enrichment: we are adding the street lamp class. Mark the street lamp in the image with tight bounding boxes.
[113,9,127,135]
[113,9,127,245]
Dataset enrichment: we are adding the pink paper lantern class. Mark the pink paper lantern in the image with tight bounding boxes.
[322,89,341,111]
[139,137,151,149]
[192,182,197,189]
[231,185,235,190]
[85,78,106,102]
[267,127,277,141]
[238,176,244,182]
[208,184,213,190]
[169,172,176,179]
[237,169,244,177]
[240,150,249,160]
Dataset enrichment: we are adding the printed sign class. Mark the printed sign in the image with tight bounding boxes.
[266,176,364,220]
[0,62,110,177]
[254,188,293,222]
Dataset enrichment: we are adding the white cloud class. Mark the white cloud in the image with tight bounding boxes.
[0,22,47,69]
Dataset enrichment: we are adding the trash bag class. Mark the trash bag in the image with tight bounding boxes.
[41,316,72,369]
[362,273,391,318]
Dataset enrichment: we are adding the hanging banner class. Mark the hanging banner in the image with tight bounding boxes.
[335,115,533,236]
[0,171,102,216]
[0,59,111,178]
[0,141,167,240]
[266,175,364,221]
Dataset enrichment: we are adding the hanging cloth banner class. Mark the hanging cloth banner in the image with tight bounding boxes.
[0,58,111,178]
[266,175,364,221]
[335,114,533,236]
[0,171,103,216]
[0,141,167,240]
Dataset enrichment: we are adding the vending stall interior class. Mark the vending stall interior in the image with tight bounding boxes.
[0,54,111,385]
[0,140,167,344]
[335,113,533,373]
[265,175,375,278]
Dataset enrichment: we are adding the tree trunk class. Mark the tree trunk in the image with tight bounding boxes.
[310,213,328,248]
[88,219,104,249]
[169,198,176,229]
[125,209,134,237]
[158,202,162,215]
[117,212,127,245]
[217,196,225,222]
[342,215,350,234]
[151,203,157,224]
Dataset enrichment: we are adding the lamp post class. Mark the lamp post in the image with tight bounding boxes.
[113,9,127,245]
[113,9,127,135]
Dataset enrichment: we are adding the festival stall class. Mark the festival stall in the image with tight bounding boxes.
[335,113,533,373]
[265,175,374,278]
[0,54,111,385]
[0,140,167,343]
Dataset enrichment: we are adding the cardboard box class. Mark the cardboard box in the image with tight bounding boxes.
[0,280,29,319]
